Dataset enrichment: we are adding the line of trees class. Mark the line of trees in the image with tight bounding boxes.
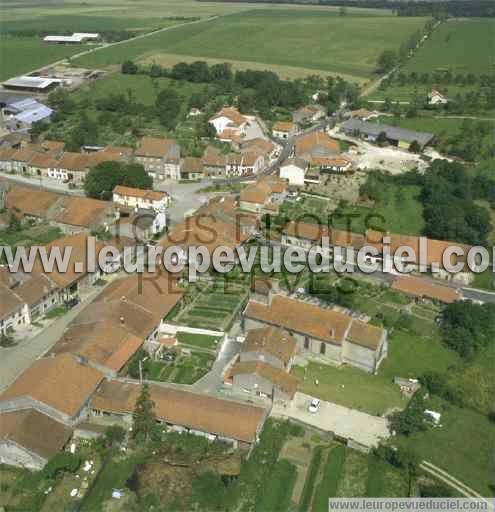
[376,18,437,73]
[122,59,360,116]
[204,0,495,17]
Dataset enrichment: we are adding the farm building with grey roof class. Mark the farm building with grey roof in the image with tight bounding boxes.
[340,119,434,149]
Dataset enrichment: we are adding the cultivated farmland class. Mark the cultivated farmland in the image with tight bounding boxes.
[404,18,495,75]
[74,10,427,81]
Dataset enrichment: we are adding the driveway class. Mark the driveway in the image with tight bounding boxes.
[328,128,429,175]
[244,116,267,141]
[271,392,390,448]
[192,335,241,393]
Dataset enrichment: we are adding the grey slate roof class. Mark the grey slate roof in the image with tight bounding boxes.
[341,119,434,147]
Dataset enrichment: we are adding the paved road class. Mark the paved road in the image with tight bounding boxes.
[272,392,390,448]
[0,173,84,195]
[154,179,213,225]
[0,284,108,391]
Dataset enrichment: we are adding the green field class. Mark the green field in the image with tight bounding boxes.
[333,183,425,236]
[0,36,86,80]
[373,115,495,139]
[75,10,426,81]
[292,313,458,416]
[73,72,203,106]
[0,15,169,34]
[404,18,495,75]
[395,401,495,496]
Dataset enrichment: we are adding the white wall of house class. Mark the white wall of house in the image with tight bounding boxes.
[113,193,168,211]
[280,164,306,186]
[0,303,30,336]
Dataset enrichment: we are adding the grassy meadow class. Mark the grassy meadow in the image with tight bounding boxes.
[404,18,495,75]
[74,10,426,81]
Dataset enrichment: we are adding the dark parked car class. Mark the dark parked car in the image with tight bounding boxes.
[64,297,80,309]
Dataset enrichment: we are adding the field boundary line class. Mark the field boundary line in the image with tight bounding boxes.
[420,460,487,501]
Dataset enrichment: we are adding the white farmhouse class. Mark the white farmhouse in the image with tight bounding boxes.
[428,90,448,105]
[113,185,169,212]
[279,157,308,186]
[209,107,247,135]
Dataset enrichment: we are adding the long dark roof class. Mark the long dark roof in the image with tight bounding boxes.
[341,119,434,146]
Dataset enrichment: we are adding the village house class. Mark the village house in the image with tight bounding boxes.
[279,157,309,186]
[243,294,388,374]
[347,109,379,121]
[294,131,341,161]
[292,105,326,125]
[113,205,166,241]
[49,272,184,376]
[202,145,227,178]
[180,157,204,180]
[0,408,72,470]
[160,196,258,258]
[272,121,297,139]
[0,267,60,332]
[428,90,448,105]
[282,220,476,284]
[0,353,104,425]
[391,275,461,304]
[217,128,245,149]
[240,138,276,163]
[209,107,248,137]
[90,380,267,447]
[240,326,297,370]
[226,151,264,176]
[55,152,89,184]
[239,176,288,214]
[227,360,298,402]
[27,152,60,179]
[0,147,16,172]
[112,185,169,212]
[4,185,117,234]
[10,146,39,174]
[135,137,181,180]
[310,155,353,173]
[0,280,30,336]
[29,233,108,300]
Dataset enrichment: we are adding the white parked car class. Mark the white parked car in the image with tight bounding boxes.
[308,398,320,413]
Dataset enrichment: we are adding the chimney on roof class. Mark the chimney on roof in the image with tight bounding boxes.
[330,328,336,339]
[121,296,127,302]
[120,316,125,325]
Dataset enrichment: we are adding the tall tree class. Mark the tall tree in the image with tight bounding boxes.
[156,88,182,129]
[132,383,157,443]
[377,50,398,73]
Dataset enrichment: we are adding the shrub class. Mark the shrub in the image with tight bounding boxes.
[43,452,81,479]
